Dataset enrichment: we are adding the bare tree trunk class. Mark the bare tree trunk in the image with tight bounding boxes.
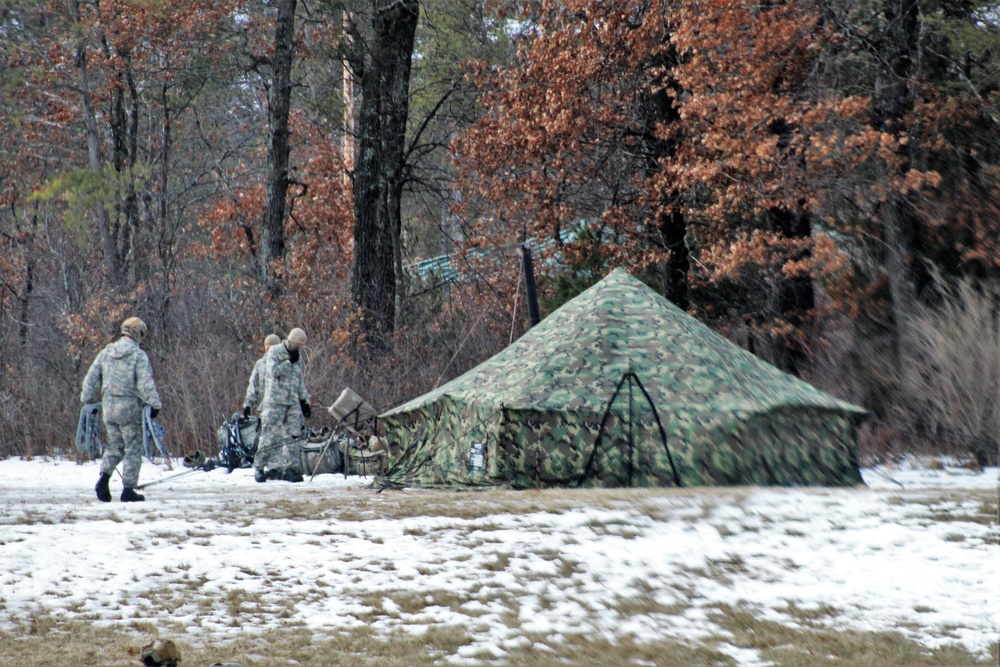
[155,62,176,346]
[342,9,356,188]
[260,0,297,296]
[124,60,144,285]
[872,0,933,349]
[351,0,419,348]
[67,0,124,292]
[17,210,39,355]
[638,52,689,310]
[769,207,815,375]
[106,48,142,286]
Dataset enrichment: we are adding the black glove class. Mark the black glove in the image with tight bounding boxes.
[288,348,300,363]
[150,408,160,419]
[243,405,252,418]
[300,400,311,419]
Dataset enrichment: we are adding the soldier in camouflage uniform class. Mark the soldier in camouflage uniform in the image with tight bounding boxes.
[254,327,312,483]
[243,333,281,417]
[81,317,163,502]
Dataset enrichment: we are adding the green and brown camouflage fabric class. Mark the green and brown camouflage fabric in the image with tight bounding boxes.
[243,355,267,413]
[379,268,865,489]
[81,335,162,488]
[255,342,310,475]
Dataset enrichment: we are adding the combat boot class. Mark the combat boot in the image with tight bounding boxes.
[254,468,267,483]
[95,473,111,502]
[120,487,145,502]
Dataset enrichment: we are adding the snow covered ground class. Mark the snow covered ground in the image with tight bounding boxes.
[0,456,996,665]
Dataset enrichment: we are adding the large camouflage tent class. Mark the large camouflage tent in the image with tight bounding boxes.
[379,268,866,489]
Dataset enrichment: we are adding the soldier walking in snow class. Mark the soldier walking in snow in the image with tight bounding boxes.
[243,333,281,417]
[254,327,311,483]
[81,317,162,502]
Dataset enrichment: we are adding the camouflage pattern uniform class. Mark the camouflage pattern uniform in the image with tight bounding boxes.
[254,342,310,474]
[380,268,866,489]
[243,355,267,414]
[81,336,162,488]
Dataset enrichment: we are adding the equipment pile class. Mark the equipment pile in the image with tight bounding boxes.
[216,413,260,471]
[135,388,386,489]
[310,388,386,479]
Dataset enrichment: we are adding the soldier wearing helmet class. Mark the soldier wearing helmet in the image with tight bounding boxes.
[81,316,162,502]
[243,333,281,417]
[254,327,311,482]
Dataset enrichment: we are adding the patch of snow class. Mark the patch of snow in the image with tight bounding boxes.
[0,457,995,663]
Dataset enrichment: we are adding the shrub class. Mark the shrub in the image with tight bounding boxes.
[895,277,1000,466]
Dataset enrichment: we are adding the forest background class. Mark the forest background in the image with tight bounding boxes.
[0,0,997,465]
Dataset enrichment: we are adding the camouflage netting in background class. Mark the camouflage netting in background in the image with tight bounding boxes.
[378,269,866,489]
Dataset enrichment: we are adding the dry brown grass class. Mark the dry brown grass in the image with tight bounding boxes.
[0,616,477,667]
[2,581,993,666]
[708,604,995,667]
[888,489,997,527]
[208,485,745,524]
[501,633,737,666]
